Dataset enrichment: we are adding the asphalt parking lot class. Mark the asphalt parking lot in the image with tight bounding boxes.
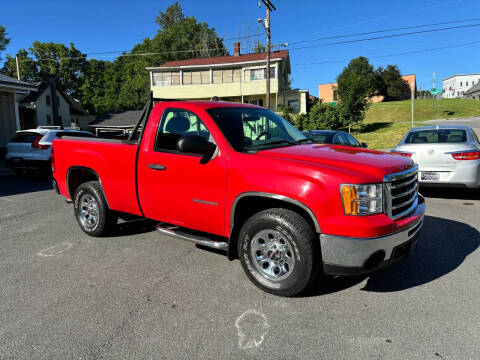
[0,174,479,359]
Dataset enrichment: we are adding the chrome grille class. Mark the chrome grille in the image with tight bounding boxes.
[384,165,419,219]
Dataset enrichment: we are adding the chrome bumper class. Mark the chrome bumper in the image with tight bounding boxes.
[320,217,424,276]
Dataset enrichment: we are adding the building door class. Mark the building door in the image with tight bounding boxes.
[0,91,17,149]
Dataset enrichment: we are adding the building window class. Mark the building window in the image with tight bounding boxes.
[152,72,180,86]
[250,67,276,81]
[47,115,52,124]
[473,81,475,85]
[288,99,300,113]
[466,82,469,86]
[46,95,51,106]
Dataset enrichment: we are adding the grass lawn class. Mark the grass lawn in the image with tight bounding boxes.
[352,98,480,149]
[365,98,480,123]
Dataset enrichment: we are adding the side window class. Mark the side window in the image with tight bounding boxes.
[333,133,348,145]
[155,108,212,152]
[345,133,360,147]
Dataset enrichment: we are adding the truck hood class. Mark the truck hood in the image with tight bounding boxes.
[258,144,413,180]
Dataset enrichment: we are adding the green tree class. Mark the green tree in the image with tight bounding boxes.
[1,49,38,83]
[337,56,377,126]
[304,102,345,130]
[279,105,295,124]
[155,1,184,29]
[375,65,410,101]
[29,41,87,97]
[0,25,10,56]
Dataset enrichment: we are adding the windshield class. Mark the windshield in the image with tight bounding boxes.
[207,107,309,151]
[404,129,467,144]
[307,132,332,143]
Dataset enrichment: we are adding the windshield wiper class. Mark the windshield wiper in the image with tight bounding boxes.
[245,139,296,151]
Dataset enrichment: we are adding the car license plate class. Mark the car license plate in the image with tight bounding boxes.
[420,172,440,181]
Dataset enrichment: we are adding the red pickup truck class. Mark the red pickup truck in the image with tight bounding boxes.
[52,94,425,296]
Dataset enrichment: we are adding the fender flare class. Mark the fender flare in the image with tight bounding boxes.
[230,192,321,233]
[66,166,110,208]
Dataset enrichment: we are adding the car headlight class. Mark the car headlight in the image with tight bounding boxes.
[341,184,383,215]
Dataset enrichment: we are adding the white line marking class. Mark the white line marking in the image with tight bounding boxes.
[235,310,270,350]
[37,242,73,257]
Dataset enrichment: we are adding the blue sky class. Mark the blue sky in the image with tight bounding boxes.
[1,0,480,96]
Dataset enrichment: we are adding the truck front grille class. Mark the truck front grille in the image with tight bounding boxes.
[385,165,419,220]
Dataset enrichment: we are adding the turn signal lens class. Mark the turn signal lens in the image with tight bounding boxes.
[341,185,359,215]
[449,151,480,160]
[341,184,383,215]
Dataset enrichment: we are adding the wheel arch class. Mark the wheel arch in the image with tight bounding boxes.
[66,166,110,208]
[227,192,321,260]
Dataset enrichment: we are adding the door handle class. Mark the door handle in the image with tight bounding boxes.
[148,163,166,171]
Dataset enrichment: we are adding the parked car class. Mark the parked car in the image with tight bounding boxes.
[391,125,480,188]
[302,130,367,148]
[6,128,95,174]
[52,96,424,296]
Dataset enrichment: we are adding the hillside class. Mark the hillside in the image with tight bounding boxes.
[365,98,480,123]
[353,98,480,149]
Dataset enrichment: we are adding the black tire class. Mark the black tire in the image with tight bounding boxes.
[74,181,118,237]
[237,208,318,297]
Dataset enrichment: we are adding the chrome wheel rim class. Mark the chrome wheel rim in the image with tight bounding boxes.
[79,194,99,230]
[250,229,295,281]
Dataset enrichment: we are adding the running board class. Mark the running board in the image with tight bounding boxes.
[155,223,228,250]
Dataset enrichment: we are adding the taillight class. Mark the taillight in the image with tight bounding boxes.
[449,150,480,160]
[31,136,50,150]
[391,151,412,158]
[51,146,55,173]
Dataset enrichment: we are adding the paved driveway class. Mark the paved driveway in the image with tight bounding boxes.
[0,175,479,359]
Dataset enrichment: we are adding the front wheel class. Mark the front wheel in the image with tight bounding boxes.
[238,208,318,297]
[74,181,117,237]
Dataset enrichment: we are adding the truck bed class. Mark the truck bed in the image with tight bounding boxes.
[53,137,142,216]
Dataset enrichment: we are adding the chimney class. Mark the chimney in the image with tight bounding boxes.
[234,42,241,56]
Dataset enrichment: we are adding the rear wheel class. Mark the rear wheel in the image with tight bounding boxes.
[74,181,117,237]
[238,208,318,297]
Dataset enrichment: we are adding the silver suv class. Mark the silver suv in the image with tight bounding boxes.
[6,127,94,174]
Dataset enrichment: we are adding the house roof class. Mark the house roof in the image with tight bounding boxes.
[0,74,37,90]
[442,73,480,81]
[465,82,480,95]
[19,81,88,115]
[89,111,142,128]
[148,50,289,69]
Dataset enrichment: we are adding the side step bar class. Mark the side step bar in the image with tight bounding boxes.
[156,223,228,250]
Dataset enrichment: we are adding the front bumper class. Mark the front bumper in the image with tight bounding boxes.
[321,216,424,276]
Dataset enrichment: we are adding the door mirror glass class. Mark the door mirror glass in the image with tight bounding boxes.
[361,142,368,148]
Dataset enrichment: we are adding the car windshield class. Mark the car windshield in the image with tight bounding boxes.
[404,129,467,144]
[207,107,310,151]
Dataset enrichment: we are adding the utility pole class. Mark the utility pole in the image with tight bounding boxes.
[259,0,276,110]
[15,55,20,80]
[432,71,436,120]
[49,75,61,128]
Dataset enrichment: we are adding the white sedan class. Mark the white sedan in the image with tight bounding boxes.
[391,125,480,188]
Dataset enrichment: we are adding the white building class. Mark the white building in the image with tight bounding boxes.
[442,74,480,98]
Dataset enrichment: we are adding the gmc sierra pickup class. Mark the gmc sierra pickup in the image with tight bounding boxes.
[52,93,425,296]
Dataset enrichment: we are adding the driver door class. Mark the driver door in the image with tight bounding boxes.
[138,107,227,236]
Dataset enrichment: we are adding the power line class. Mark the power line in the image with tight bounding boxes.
[287,17,480,46]
[305,0,463,38]
[288,22,480,51]
[293,39,480,66]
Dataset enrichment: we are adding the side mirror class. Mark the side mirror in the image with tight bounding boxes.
[177,134,216,163]
[361,142,368,148]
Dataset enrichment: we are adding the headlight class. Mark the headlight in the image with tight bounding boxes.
[341,184,383,215]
